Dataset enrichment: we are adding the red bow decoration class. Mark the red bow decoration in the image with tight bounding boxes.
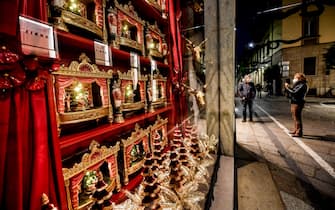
[0,47,49,92]
[0,46,20,71]
[0,47,25,91]
[25,68,49,91]
[0,75,12,89]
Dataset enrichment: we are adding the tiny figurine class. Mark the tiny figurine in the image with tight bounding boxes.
[112,79,124,123]
[147,80,154,112]
[91,170,113,210]
[41,193,58,210]
[65,92,71,112]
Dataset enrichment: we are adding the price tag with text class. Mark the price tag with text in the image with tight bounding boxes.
[94,41,111,66]
[19,16,58,58]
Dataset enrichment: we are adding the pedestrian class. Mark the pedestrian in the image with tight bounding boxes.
[238,74,256,122]
[255,83,262,98]
[284,73,308,137]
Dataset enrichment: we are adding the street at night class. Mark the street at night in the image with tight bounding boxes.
[235,94,335,210]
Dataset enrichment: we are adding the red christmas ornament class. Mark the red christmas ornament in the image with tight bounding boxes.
[23,56,39,71]
[8,65,26,86]
[0,75,12,89]
[0,46,20,71]
[26,77,45,91]
[51,63,60,71]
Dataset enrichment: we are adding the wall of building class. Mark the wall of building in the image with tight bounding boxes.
[320,5,335,43]
[282,14,301,48]
[282,42,334,95]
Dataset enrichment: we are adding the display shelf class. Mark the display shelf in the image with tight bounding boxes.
[56,29,95,52]
[60,105,173,157]
[56,30,170,69]
[111,48,170,69]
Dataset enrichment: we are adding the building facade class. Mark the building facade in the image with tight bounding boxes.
[250,0,335,96]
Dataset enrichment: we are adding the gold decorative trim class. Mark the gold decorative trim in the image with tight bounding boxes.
[150,115,168,130]
[114,0,145,24]
[145,0,162,11]
[152,99,166,107]
[147,22,165,38]
[121,124,150,184]
[122,101,145,112]
[148,49,163,58]
[62,141,120,180]
[61,9,103,38]
[151,73,167,107]
[149,115,168,150]
[152,72,167,81]
[117,70,148,81]
[119,36,143,52]
[121,124,150,148]
[59,107,110,125]
[53,53,113,78]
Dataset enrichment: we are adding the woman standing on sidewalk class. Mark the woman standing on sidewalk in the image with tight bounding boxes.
[284,73,308,137]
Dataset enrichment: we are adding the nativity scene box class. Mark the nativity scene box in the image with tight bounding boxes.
[149,115,168,151]
[150,71,167,108]
[52,53,113,135]
[145,22,168,60]
[49,0,107,41]
[121,124,150,184]
[107,0,145,54]
[112,70,147,123]
[62,140,121,210]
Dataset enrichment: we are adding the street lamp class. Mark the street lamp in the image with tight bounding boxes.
[248,42,255,49]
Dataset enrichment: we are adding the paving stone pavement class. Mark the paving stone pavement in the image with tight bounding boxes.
[235,99,335,210]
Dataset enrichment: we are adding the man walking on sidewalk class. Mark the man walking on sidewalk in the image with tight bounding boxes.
[239,74,256,122]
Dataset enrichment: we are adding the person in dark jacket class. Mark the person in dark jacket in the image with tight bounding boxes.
[239,74,256,122]
[284,73,308,137]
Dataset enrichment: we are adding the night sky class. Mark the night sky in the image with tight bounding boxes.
[236,0,280,63]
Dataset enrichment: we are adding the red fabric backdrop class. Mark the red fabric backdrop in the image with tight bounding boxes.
[0,0,67,209]
[0,75,67,210]
[168,0,187,123]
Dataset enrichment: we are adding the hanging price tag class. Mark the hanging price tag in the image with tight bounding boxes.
[19,16,58,58]
[130,52,139,68]
[94,41,111,66]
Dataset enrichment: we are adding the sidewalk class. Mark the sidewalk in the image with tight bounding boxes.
[235,97,335,210]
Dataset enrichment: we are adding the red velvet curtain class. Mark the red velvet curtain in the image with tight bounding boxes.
[0,1,67,210]
[0,0,20,36]
[0,0,47,36]
[0,83,66,210]
[169,0,187,123]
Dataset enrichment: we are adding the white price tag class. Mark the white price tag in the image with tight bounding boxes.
[151,59,157,72]
[94,41,111,66]
[130,52,139,68]
[19,16,58,58]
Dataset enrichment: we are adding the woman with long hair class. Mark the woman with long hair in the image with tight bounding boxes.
[284,73,308,137]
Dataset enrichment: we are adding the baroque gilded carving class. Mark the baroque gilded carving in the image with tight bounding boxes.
[62,140,121,210]
[121,124,150,184]
[53,53,113,78]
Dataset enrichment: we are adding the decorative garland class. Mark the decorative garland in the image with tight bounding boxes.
[0,46,54,98]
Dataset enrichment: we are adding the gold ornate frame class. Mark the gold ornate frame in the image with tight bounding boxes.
[149,115,168,151]
[110,0,145,53]
[145,0,163,11]
[121,124,150,184]
[51,0,107,42]
[145,22,166,58]
[151,72,167,108]
[117,70,147,113]
[52,53,113,135]
[62,140,121,210]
